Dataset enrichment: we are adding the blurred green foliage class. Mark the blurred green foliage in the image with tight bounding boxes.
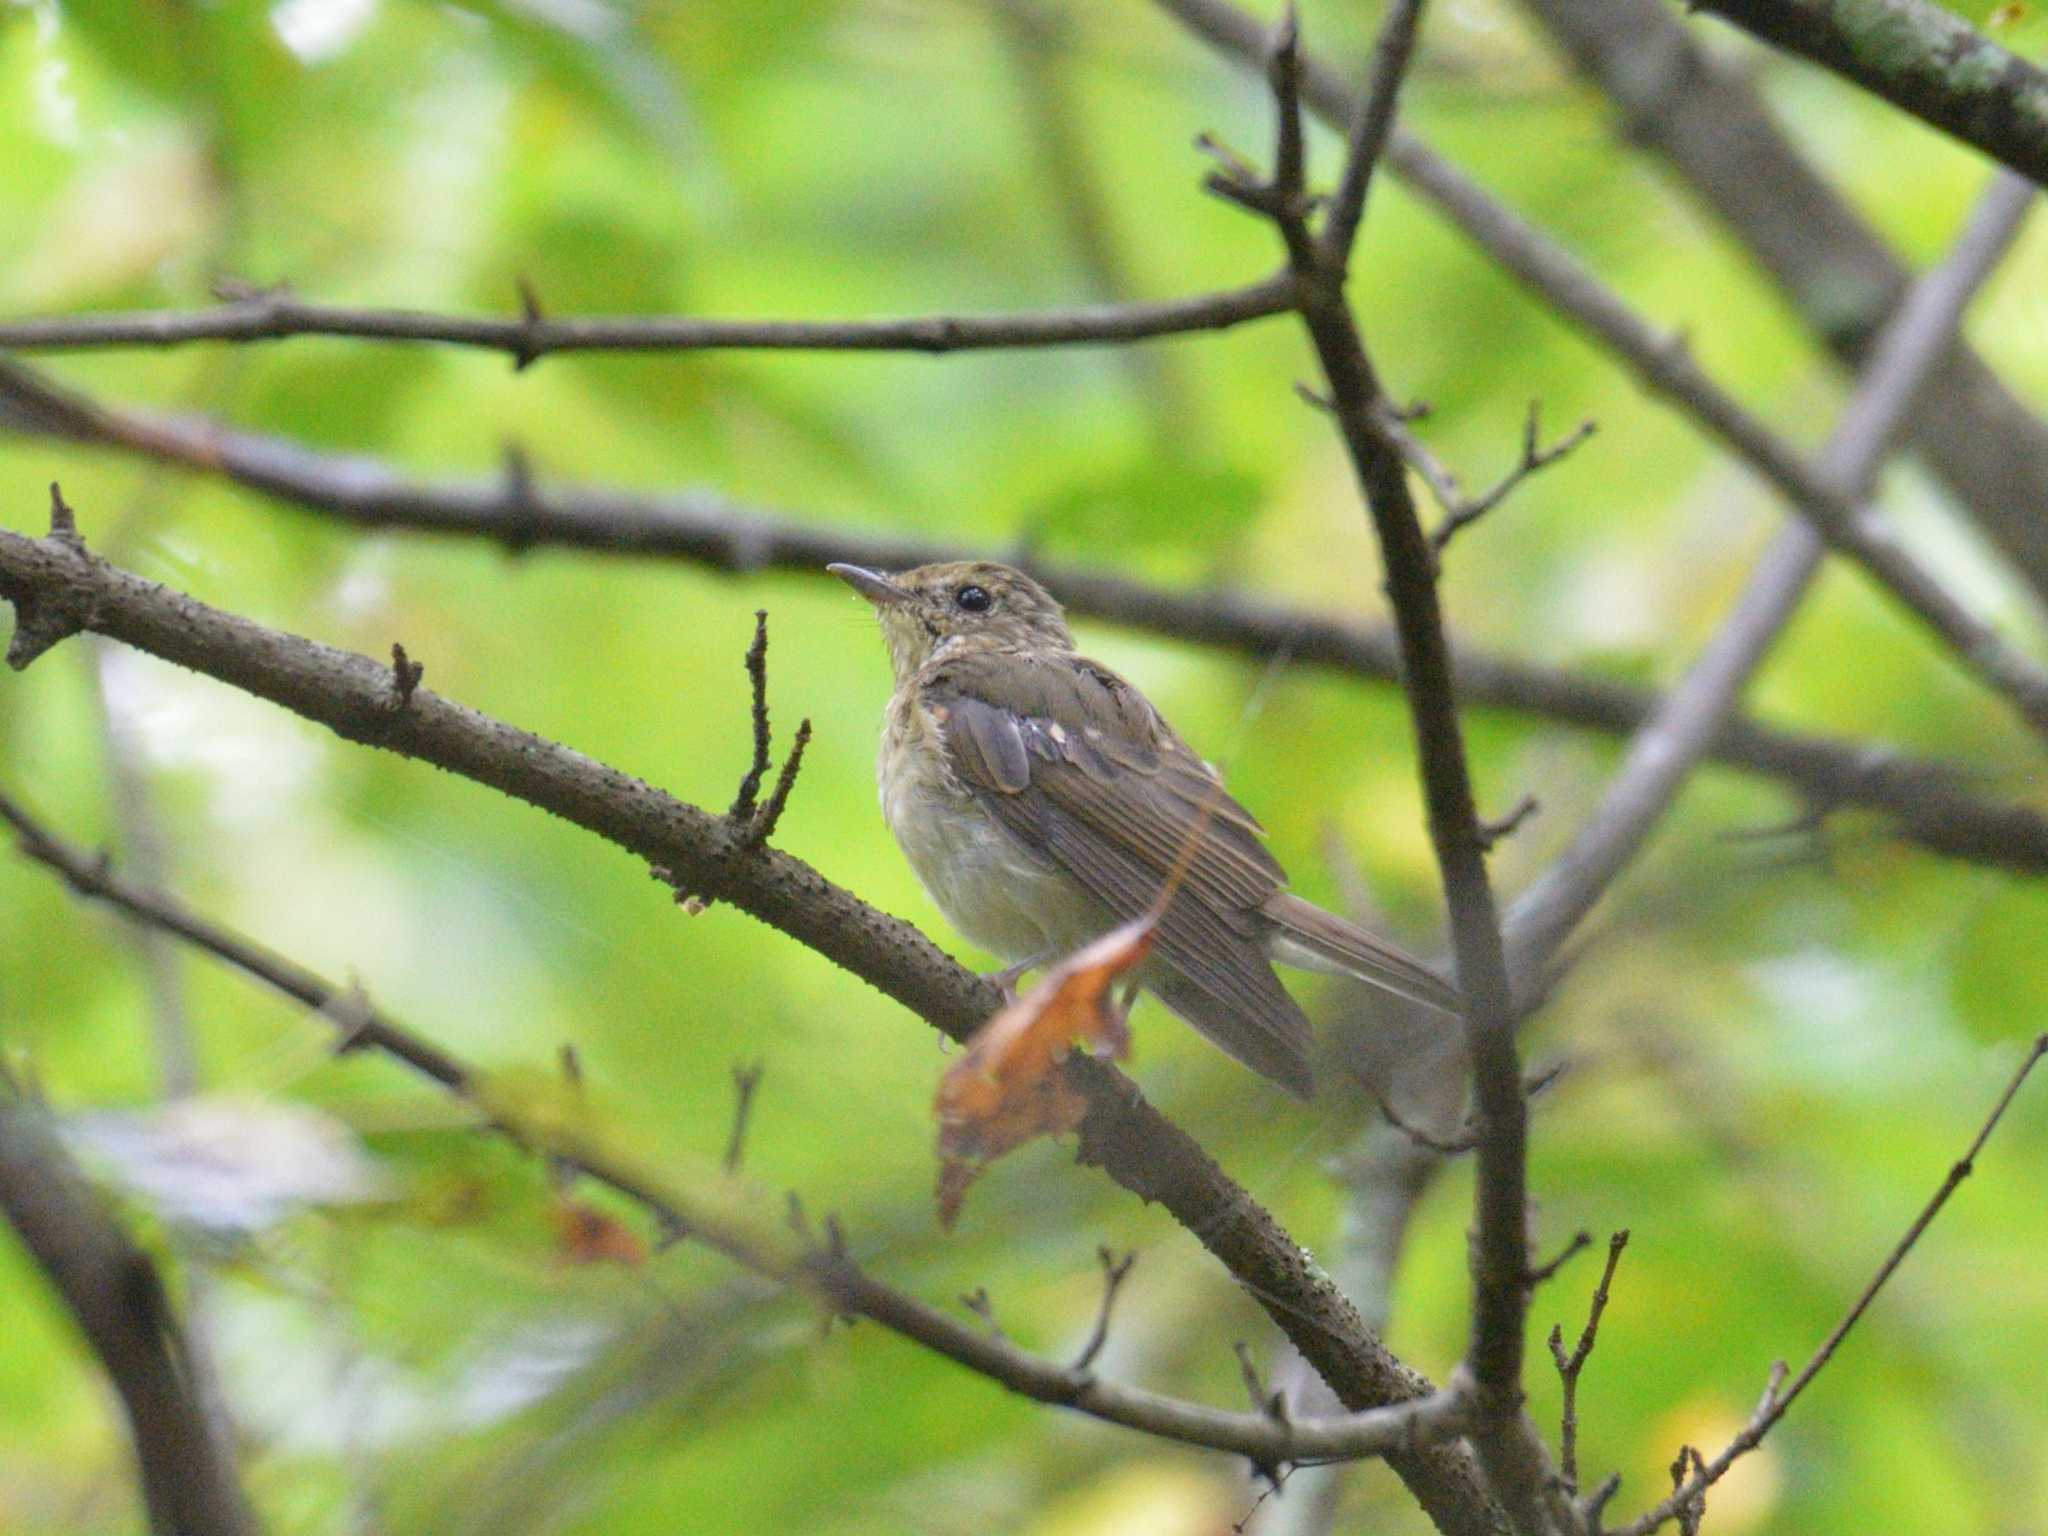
[1,1,2046,1533]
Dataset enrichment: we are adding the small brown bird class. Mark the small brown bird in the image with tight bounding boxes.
[831,559,1461,1097]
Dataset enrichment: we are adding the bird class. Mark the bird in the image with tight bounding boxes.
[829,559,1462,1098]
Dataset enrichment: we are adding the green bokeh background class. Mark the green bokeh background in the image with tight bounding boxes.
[2,1,2045,1532]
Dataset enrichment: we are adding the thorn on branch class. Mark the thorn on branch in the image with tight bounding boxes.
[499,443,542,555]
[6,483,92,670]
[1477,792,1539,851]
[512,275,547,372]
[325,976,375,1055]
[961,1286,1004,1340]
[724,1060,765,1174]
[1070,1245,1136,1373]
[388,642,424,709]
[1293,380,1335,414]
[46,481,83,549]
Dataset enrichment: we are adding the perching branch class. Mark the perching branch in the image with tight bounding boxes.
[1686,0,2048,189]
[0,274,1296,360]
[0,512,1505,1536]
[0,789,1476,1472]
[0,1085,261,1536]
[1611,1033,2048,1536]
[0,356,2038,877]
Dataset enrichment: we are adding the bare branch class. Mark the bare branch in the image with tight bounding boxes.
[0,1089,261,1536]
[0,276,1296,360]
[1207,15,1560,1527]
[0,520,1503,1536]
[1614,1034,2048,1536]
[0,357,2038,876]
[1503,172,2039,987]
[1071,1246,1138,1373]
[1548,1230,1628,1497]
[1152,0,2048,741]
[1428,406,1598,558]
[2,793,1479,1471]
[1517,0,2048,605]
[724,1062,766,1175]
[1320,0,1427,270]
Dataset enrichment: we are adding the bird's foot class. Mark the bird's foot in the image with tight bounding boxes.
[982,951,1052,1005]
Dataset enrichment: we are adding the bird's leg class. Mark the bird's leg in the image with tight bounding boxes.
[1101,980,1143,1055]
[983,950,1052,1004]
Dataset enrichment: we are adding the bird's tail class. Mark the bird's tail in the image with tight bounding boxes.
[1261,892,1464,1017]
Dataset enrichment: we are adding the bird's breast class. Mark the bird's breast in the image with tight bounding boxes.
[877,692,1100,964]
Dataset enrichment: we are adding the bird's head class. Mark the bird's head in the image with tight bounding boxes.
[828,559,1073,681]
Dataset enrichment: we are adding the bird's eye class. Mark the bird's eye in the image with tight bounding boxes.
[954,584,992,613]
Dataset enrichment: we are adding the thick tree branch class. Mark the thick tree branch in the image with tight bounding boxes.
[0,516,1506,1536]
[0,358,2034,876]
[1503,171,2034,978]
[1518,0,2048,606]
[1151,0,2048,743]
[0,1087,261,1536]
[1687,0,2048,188]
[0,276,1295,361]
[1612,1033,2048,1536]
[0,791,1476,1471]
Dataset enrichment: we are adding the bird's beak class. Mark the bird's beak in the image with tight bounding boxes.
[827,563,911,606]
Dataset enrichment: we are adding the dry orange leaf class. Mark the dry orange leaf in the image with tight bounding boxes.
[933,913,1155,1229]
[550,1196,650,1266]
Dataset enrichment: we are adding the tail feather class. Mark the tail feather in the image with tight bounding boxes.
[1146,968,1316,1100]
[1261,892,1463,1017]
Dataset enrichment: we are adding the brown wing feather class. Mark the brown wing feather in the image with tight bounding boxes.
[929,650,1312,1094]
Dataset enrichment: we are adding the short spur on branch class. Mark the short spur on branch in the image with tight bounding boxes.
[832,558,1462,1098]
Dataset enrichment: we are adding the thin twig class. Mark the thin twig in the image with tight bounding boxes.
[1430,406,1598,557]
[1525,1230,1592,1288]
[1071,1246,1138,1373]
[1614,1034,2048,1536]
[730,611,773,821]
[1319,0,1427,269]
[1548,1230,1628,1496]
[724,1062,765,1175]
[0,275,1297,359]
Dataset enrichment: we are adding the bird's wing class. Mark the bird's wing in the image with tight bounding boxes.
[924,649,1311,1090]
[927,647,1288,923]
